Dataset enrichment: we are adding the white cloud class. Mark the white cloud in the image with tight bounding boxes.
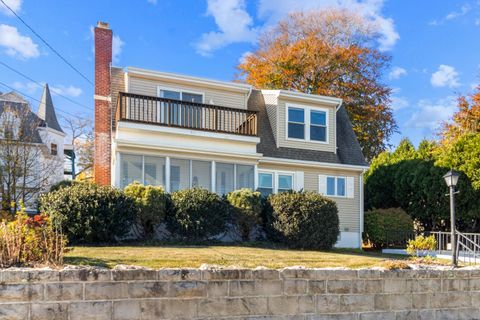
[256,0,399,51]
[390,96,409,111]
[388,66,407,80]
[12,81,40,94]
[238,51,252,64]
[112,35,124,64]
[0,0,21,16]
[195,0,257,56]
[430,64,460,88]
[445,4,471,20]
[0,24,39,59]
[429,4,471,26]
[406,96,457,131]
[50,85,82,97]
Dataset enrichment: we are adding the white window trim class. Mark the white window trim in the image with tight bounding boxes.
[257,169,295,194]
[285,103,329,144]
[324,175,347,198]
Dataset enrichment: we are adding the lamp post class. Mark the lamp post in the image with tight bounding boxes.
[443,170,460,267]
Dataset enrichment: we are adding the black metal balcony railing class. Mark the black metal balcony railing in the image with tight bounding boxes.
[115,92,258,136]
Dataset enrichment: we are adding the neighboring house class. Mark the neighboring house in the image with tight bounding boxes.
[93,22,369,248]
[0,85,66,213]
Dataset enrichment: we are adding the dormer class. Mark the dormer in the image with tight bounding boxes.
[260,90,341,154]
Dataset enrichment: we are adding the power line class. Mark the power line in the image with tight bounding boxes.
[0,80,80,118]
[0,61,94,111]
[0,0,94,86]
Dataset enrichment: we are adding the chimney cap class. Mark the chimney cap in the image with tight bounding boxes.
[96,21,110,29]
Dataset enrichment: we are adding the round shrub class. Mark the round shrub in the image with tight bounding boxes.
[166,188,229,241]
[363,208,413,248]
[39,183,137,243]
[226,189,262,241]
[267,191,339,249]
[124,182,169,239]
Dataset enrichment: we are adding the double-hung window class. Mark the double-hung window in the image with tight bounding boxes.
[326,176,346,197]
[287,104,328,143]
[277,174,293,193]
[287,107,305,139]
[310,110,327,142]
[258,173,274,196]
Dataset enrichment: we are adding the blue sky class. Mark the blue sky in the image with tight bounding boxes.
[0,0,479,148]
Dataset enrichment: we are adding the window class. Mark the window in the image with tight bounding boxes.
[50,143,58,156]
[325,176,347,197]
[191,160,211,190]
[159,89,203,127]
[287,107,305,139]
[170,158,190,192]
[258,173,273,196]
[120,154,143,188]
[277,174,293,193]
[286,104,328,143]
[216,163,234,195]
[310,110,327,142]
[144,156,165,186]
[236,164,254,189]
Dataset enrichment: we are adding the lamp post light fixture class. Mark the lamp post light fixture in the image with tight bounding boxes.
[443,170,460,267]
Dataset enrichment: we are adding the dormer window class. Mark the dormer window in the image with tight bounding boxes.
[286,104,328,143]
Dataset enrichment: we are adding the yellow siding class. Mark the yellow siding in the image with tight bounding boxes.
[276,97,336,153]
[128,75,248,109]
[258,163,361,233]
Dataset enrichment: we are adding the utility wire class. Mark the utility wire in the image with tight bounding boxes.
[0,0,94,86]
[0,61,94,111]
[0,80,79,118]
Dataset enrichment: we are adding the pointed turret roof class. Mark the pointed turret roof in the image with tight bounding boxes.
[37,84,63,133]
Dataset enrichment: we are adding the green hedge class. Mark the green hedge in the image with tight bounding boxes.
[39,183,137,243]
[363,208,413,248]
[166,188,230,241]
[124,182,170,239]
[227,189,262,241]
[266,191,339,249]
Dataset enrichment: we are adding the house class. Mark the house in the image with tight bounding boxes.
[93,22,369,248]
[0,85,66,212]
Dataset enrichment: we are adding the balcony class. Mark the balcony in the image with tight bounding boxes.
[115,92,257,136]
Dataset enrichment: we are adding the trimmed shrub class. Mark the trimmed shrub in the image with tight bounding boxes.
[406,235,436,257]
[49,180,80,192]
[226,189,262,241]
[39,183,137,243]
[267,191,339,249]
[363,208,413,248]
[166,188,229,241]
[124,182,169,239]
[0,210,67,267]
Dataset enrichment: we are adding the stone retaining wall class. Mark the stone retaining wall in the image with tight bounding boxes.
[1,267,480,319]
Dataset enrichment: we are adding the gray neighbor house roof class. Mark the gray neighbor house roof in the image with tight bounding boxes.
[0,85,63,143]
[248,89,368,167]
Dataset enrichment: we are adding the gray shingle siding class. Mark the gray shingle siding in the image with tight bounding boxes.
[248,89,367,166]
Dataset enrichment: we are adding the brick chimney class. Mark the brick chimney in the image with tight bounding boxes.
[94,21,112,186]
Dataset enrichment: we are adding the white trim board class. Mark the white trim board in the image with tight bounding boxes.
[261,89,342,106]
[259,157,369,171]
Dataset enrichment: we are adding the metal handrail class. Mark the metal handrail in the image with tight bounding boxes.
[456,230,480,265]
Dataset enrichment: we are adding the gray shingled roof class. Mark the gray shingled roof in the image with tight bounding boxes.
[0,92,43,143]
[37,84,64,133]
[248,89,368,167]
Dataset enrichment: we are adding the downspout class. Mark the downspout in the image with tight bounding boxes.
[335,100,343,155]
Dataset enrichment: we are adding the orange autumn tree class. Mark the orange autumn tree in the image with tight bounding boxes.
[237,9,396,161]
[440,85,480,144]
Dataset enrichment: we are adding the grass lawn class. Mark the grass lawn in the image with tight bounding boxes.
[64,243,405,269]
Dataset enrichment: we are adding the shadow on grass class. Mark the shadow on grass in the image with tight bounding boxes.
[64,256,110,268]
